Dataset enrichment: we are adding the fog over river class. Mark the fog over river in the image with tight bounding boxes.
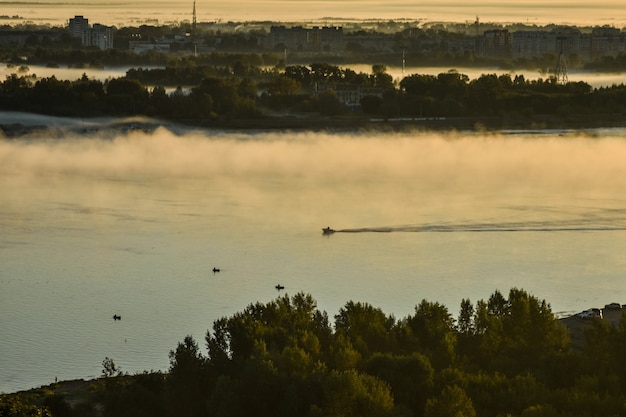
[2,113,626,392]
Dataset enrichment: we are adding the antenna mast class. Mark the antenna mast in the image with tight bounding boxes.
[402,49,406,74]
[192,0,197,38]
[474,16,480,55]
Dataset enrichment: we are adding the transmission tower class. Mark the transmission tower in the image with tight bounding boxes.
[554,36,568,84]
[192,0,197,38]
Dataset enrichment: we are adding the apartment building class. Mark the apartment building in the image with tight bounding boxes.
[266,25,344,52]
[68,15,114,50]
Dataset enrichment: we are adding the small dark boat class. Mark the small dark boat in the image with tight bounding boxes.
[212,267,220,273]
[275,284,285,290]
[322,227,335,235]
[113,314,121,321]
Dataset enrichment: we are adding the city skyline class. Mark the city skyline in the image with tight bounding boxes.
[2,0,626,28]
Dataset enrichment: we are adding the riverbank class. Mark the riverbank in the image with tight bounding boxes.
[3,308,623,396]
[3,112,626,138]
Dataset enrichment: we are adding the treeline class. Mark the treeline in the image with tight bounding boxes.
[394,71,601,118]
[4,288,626,417]
[2,63,626,124]
[23,48,281,69]
[0,72,261,120]
[583,52,626,72]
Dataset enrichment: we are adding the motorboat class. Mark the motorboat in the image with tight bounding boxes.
[322,227,335,235]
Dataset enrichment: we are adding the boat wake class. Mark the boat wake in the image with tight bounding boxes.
[326,204,626,234]
[332,220,626,234]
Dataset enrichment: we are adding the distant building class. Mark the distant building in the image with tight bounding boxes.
[86,23,114,50]
[266,25,343,52]
[68,15,89,38]
[0,29,61,46]
[345,33,396,52]
[129,41,171,53]
[68,15,114,50]
[511,31,559,59]
[446,37,478,55]
[315,83,383,108]
[446,25,626,63]
[480,29,511,58]
[590,27,626,59]
[129,33,213,55]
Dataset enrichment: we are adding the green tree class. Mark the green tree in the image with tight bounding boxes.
[310,370,398,417]
[456,298,479,361]
[309,63,343,83]
[581,316,615,376]
[456,299,475,336]
[72,74,105,116]
[365,352,434,414]
[334,301,396,362]
[31,76,75,115]
[342,68,370,86]
[474,288,570,374]
[102,357,121,378]
[167,336,211,417]
[191,77,239,116]
[148,85,171,116]
[268,75,301,96]
[435,70,468,98]
[105,77,149,114]
[168,335,207,381]
[206,293,332,369]
[399,73,438,96]
[41,395,73,417]
[0,396,51,417]
[237,78,258,100]
[372,64,387,75]
[467,73,506,115]
[315,89,346,116]
[360,95,383,115]
[406,300,456,369]
[424,385,476,417]
[283,65,311,86]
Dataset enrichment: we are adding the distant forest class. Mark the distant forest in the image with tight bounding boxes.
[2,60,626,130]
[3,288,626,417]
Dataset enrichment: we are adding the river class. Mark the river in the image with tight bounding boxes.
[2,116,626,392]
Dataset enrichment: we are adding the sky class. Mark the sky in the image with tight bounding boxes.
[1,0,626,27]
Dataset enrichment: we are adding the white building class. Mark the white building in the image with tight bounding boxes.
[315,83,383,108]
[129,41,171,53]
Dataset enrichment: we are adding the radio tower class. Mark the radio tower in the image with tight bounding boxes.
[192,0,197,38]
[555,36,568,84]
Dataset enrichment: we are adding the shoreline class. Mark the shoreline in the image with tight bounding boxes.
[3,112,626,137]
[3,309,623,395]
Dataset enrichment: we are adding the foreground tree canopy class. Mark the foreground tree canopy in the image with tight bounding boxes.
[6,288,626,417]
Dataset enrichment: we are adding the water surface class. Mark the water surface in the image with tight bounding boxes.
[2,119,626,392]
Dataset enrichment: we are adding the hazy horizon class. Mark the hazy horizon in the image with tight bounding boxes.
[2,0,626,27]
